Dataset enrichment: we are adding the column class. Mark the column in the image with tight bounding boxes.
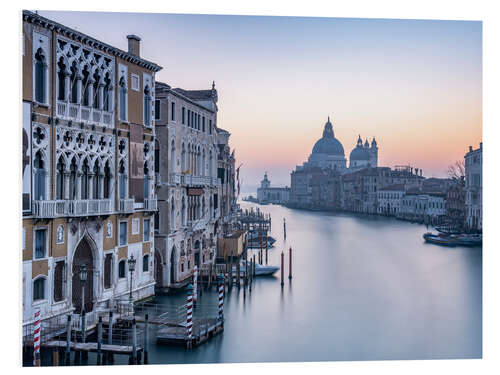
[99,173,105,199]
[88,173,94,200]
[63,172,70,201]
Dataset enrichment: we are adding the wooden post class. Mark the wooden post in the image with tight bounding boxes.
[283,218,286,240]
[52,348,59,366]
[281,251,284,287]
[65,314,71,366]
[236,258,241,288]
[249,257,252,292]
[33,307,41,366]
[186,284,194,350]
[132,318,137,364]
[253,254,256,277]
[193,265,198,306]
[289,247,292,279]
[259,229,263,265]
[143,314,149,364]
[265,230,268,265]
[108,311,114,364]
[81,311,88,361]
[97,316,102,365]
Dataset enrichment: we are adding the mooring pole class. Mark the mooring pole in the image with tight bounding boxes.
[283,218,286,240]
[193,265,198,306]
[108,311,114,364]
[132,318,137,364]
[253,254,256,277]
[81,310,88,361]
[186,284,194,350]
[144,314,149,364]
[265,230,269,265]
[281,251,284,287]
[289,246,293,280]
[97,316,102,365]
[218,274,224,325]
[65,314,71,366]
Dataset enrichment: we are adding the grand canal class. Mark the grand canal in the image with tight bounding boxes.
[66,201,482,365]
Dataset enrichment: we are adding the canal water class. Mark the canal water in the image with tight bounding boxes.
[50,201,482,365]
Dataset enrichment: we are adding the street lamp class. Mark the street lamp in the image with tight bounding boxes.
[79,264,88,315]
[128,255,136,300]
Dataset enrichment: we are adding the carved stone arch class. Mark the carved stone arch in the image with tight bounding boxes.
[71,231,98,313]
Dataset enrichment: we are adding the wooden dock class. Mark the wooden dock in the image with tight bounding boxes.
[43,340,143,355]
[156,318,223,347]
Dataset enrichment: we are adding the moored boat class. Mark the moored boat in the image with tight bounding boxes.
[232,260,279,276]
[423,232,456,246]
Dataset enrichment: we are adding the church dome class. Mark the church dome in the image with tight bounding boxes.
[350,146,370,161]
[311,117,345,156]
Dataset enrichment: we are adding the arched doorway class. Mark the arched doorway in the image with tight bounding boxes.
[170,246,176,285]
[154,249,162,289]
[72,236,94,313]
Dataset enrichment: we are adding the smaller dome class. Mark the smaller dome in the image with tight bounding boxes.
[350,145,370,161]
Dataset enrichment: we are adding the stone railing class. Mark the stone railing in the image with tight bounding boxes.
[56,100,113,128]
[118,198,135,213]
[144,198,158,211]
[32,199,113,218]
[169,173,181,185]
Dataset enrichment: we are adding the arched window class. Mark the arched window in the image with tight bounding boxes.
[33,277,46,301]
[81,159,89,199]
[181,197,186,226]
[53,261,65,302]
[33,151,46,200]
[70,61,78,104]
[69,158,77,199]
[170,200,175,230]
[202,197,206,218]
[154,140,160,174]
[57,57,66,101]
[93,71,101,109]
[143,254,149,272]
[103,73,112,112]
[104,254,113,289]
[170,140,176,173]
[82,66,90,107]
[118,260,126,279]
[144,162,150,199]
[34,48,47,104]
[143,85,151,126]
[119,77,127,121]
[103,161,111,199]
[56,157,65,200]
[93,161,100,199]
[119,160,126,199]
[181,143,186,172]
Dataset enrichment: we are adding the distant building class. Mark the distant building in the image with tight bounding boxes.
[399,189,446,223]
[349,136,378,170]
[377,184,405,215]
[446,182,466,229]
[465,143,482,231]
[256,172,290,204]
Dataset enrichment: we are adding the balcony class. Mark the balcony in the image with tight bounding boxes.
[169,173,181,185]
[118,199,134,213]
[56,100,114,128]
[188,219,207,232]
[174,174,218,187]
[32,199,113,218]
[144,198,158,211]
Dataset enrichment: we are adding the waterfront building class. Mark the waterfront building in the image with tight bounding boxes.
[399,189,446,223]
[445,182,466,229]
[154,82,219,290]
[464,143,482,231]
[22,10,161,326]
[256,172,290,204]
[377,184,405,215]
[217,128,237,234]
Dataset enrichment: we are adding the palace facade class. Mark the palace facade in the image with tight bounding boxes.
[154,82,220,291]
[22,10,161,326]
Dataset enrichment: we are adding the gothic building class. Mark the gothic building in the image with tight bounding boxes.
[154,81,220,291]
[22,11,161,327]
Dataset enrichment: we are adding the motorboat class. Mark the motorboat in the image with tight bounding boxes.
[423,232,456,246]
[423,232,482,247]
[232,260,279,276]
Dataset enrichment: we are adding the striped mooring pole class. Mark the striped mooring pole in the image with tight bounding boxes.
[33,307,41,366]
[193,266,198,305]
[217,273,224,323]
[186,284,194,349]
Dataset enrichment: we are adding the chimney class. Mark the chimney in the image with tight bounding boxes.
[469,146,473,152]
[127,35,141,57]
[480,142,482,149]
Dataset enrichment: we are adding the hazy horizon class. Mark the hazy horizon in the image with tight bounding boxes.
[38,10,482,189]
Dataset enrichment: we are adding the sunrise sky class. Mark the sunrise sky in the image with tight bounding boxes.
[39,10,482,192]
